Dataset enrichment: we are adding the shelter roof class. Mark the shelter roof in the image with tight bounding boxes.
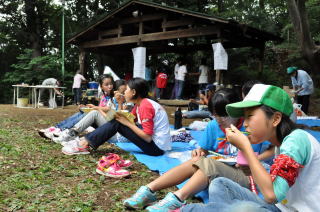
[67,0,281,55]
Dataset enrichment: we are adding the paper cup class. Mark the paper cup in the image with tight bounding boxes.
[237,150,258,165]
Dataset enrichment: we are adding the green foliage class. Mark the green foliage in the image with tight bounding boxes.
[0,0,319,103]
[4,49,61,85]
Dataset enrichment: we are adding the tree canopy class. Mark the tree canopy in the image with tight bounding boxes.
[0,0,319,103]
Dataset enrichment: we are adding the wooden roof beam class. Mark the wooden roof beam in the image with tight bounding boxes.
[99,27,122,39]
[118,13,166,25]
[81,26,219,48]
[162,18,194,28]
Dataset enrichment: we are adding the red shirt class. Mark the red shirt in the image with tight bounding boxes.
[156,73,168,88]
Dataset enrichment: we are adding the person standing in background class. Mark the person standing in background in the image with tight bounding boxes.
[38,78,63,107]
[190,58,209,91]
[287,66,314,114]
[72,70,86,105]
[176,59,188,100]
[155,68,168,100]
[171,58,182,99]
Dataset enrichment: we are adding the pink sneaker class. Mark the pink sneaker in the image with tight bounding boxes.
[99,153,133,168]
[118,159,133,168]
[98,153,121,170]
[96,163,130,178]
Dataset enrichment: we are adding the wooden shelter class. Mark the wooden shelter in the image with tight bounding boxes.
[67,0,281,76]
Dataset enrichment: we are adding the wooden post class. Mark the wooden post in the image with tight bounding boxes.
[138,21,143,46]
[215,70,222,85]
[79,48,85,75]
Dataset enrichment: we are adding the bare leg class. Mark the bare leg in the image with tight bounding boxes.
[147,159,198,192]
[174,169,208,200]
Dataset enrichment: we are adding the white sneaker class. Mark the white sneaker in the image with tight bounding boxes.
[62,139,90,155]
[39,126,58,134]
[61,137,80,146]
[38,127,60,139]
[53,129,63,137]
[44,131,55,140]
[84,126,95,134]
[52,129,76,143]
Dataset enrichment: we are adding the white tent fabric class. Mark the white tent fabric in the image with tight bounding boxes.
[132,47,146,78]
[212,43,228,70]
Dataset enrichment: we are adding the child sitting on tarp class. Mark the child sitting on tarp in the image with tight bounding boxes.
[183,84,215,119]
[62,78,171,159]
[52,78,128,144]
[123,88,274,211]
[38,74,115,140]
[181,84,320,212]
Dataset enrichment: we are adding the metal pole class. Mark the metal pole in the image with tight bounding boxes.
[61,0,65,82]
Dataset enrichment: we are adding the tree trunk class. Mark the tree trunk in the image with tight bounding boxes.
[217,0,223,13]
[24,0,42,58]
[259,0,265,10]
[287,0,320,74]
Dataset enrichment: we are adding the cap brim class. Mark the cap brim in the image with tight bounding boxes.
[226,101,262,118]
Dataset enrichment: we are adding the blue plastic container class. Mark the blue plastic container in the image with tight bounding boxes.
[88,82,99,89]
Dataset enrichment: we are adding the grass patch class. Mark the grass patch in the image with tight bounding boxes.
[0,105,187,211]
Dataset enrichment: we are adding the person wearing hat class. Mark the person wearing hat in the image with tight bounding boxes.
[287,66,314,114]
[180,84,320,212]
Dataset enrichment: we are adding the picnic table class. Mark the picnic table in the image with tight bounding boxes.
[12,84,66,109]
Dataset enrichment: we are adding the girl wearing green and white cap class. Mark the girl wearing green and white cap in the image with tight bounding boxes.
[180,84,320,212]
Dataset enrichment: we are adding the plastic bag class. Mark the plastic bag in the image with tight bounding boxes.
[188,121,209,131]
[293,103,306,117]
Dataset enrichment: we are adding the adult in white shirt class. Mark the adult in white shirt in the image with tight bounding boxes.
[198,59,209,90]
[72,70,86,105]
[38,78,62,107]
[287,66,314,114]
[176,59,188,99]
[171,58,182,99]
[189,58,209,91]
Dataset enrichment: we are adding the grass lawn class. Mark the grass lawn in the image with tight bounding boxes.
[0,104,196,211]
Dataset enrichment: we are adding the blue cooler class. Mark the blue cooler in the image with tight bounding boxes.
[88,82,99,89]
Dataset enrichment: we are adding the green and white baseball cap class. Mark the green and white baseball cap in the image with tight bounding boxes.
[226,84,293,118]
[287,67,298,74]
